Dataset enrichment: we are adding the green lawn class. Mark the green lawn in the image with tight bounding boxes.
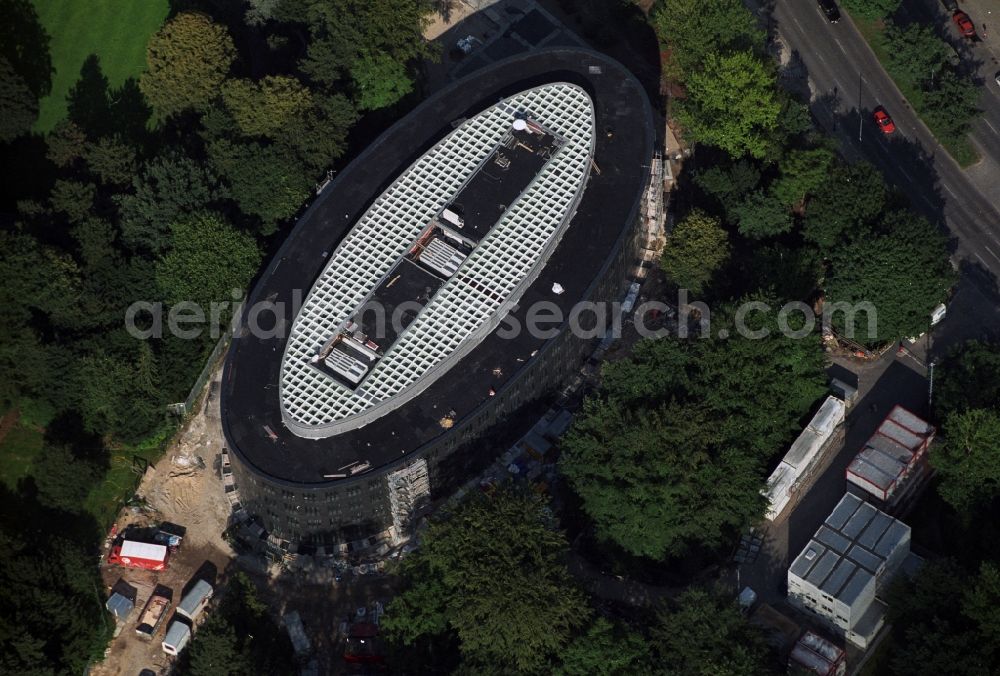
[33,0,169,132]
[0,418,45,490]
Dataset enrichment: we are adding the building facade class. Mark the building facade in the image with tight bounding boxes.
[221,48,655,553]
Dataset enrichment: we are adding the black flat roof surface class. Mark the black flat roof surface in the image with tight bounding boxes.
[358,258,440,351]
[221,48,655,486]
[449,126,557,241]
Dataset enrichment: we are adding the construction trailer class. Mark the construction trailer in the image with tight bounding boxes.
[161,620,191,656]
[176,579,214,621]
[846,406,935,505]
[107,540,169,571]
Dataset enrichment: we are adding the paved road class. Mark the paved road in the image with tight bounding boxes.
[771,0,1000,284]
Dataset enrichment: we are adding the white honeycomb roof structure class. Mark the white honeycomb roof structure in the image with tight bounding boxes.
[280,83,596,437]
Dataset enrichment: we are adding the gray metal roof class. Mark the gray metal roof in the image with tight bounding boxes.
[846,408,934,496]
[789,494,910,604]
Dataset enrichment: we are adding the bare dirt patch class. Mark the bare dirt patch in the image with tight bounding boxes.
[90,376,235,676]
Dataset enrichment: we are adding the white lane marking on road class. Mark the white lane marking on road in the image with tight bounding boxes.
[944,183,958,199]
[897,165,914,182]
[985,245,1000,264]
[983,118,999,136]
[976,252,991,267]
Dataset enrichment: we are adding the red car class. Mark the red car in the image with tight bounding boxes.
[873,106,896,134]
[952,10,976,38]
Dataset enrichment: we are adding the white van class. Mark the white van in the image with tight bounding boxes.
[176,579,214,621]
[161,620,191,656]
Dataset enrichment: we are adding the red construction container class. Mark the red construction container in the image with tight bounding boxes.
[107,540,169,571]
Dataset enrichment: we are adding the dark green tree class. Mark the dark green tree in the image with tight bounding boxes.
[74,340,162,442]
[116,152,228,254]
[732,190,794,238]
[560,400,765,559]
[206,139,312,229]
[155,212,261,309]
[802,161,886,249]
[140,12,236,120]
[49,179,96,224]
[884,559,1000,675]
[84,136,137,187]
[45,119,87,168]
[660,209,730,295]
[933,340,1000,419]
[296,0,435,91]
[32,441,105,512]
[383,488,590,673]
[0,0,53,100]
[825,210,954,345]
[770,146,836,208]
[651,587,775,675]
[922,75,981,145]
[0,56,38,141]
[883,22,952,90]
[182,573,295,675]
[351,51,414,110]
[555,617,651,676]
[693,159,762,221]
[931,409,1000,518]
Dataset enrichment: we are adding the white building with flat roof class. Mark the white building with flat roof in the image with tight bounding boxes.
[787,493,910,648]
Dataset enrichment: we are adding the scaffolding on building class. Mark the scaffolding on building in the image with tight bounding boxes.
[387,459,431,545]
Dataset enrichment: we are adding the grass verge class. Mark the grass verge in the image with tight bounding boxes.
[32,0,169,132]
[83,422,176,529]
[850,15,979,168]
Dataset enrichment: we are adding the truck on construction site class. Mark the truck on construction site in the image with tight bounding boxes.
[107,540,170,571]
[135,586,172,639]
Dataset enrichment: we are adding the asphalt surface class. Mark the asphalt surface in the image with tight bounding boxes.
[770,0,1000,285]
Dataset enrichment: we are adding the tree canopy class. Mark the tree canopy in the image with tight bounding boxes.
[931,409,1000,518]
[825,210,954,345]
[0,56,38,141]
[651,587,775,675]
[554,617,651,676]
[383,488,590,673]
[182,573,295,675]
[155,212,261,309]
[676,50,782,159]
[884,559,1000,674]
[933,340,1000,419]
[562,298,826,559]
[140,12,236,119]
[561,400,765,559]
[651,0,762,75]
[660,209,730,295]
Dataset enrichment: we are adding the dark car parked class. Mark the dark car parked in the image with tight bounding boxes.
[818,0,841,23]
